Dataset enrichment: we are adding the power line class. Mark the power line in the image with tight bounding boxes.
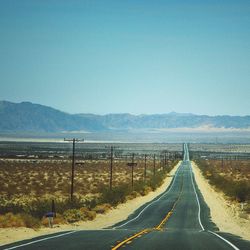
[127,153,137,189]
[153,154,156,176]
[105,145,117,190]
[64,138,84,201]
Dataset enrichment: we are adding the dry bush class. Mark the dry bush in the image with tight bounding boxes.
[41,213,66,226]
[93,203,111,214]
[195,159,250,211]
[79,207,96,221]
[62,207,96,223]
[0,157,178,227]
[0,212,40,228]
[0,213,25,227]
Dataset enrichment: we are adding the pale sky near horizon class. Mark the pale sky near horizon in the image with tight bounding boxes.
[0,0,249,115]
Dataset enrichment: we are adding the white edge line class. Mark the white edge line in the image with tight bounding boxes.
[189,162,205,231]
[188,145,240,250]
[114,161,182,228]
[3,230,77,250]
[208,230,240,250]
[1,161,181,248]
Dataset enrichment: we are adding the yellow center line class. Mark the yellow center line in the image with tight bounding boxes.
[154,181,183,231]
[111,176,184,249]
[111,229,150,250]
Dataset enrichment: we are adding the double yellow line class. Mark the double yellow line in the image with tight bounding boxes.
[111,177,184,250]
[154,180,183,231]
[111,229,150,250]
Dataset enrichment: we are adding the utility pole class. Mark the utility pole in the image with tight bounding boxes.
[153,154,156,176]
[164,151,167,170]
[144,154,147,182]
[110,146,113,190]
[127,153,137,189]
[107,146,114,190]
[105,145,118,190]
[64,138,84,201]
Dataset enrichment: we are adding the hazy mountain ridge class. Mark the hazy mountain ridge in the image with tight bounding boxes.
[1,101,250,132]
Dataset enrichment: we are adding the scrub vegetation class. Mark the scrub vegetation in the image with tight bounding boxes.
[194,159,250,214]
[0,158,178,228]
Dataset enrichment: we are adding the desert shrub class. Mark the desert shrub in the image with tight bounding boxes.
[0,197,54,219]
[52,213,66,224]
[232,182,250,202]
[53,198,87,213]
[0,158,180,228]
[0,213,24,228]
[63,209,82,223]
[245,203,250,213]
[63,207,96,223]
[126,191,140,200]
[41,213,66,226]
[195,159,250,204]
[0,212,40,228]
[93,203,111,214]
[100,184,132,206]
[140,186,152,196]
[20,213,41,228]
[130,191,139,199]
[25,199,51,218]
[84,198,99,209]
[79,207,96,221]
[133,181,146,195]
[148,172,167,191]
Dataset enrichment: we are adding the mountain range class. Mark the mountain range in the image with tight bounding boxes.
[0,101,250,133]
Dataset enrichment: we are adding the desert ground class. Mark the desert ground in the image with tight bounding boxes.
[192,161,250,240]
[0,143,249,245]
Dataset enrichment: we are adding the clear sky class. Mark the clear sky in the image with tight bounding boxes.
[0,0,249,115]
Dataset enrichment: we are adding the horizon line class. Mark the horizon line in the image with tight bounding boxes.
[1,100,250,117]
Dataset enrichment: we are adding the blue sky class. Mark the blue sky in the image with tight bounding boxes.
[0,0,249,115]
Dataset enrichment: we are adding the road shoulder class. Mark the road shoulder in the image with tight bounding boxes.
[191,161,250,241]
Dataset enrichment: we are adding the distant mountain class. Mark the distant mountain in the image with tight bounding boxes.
[0,101,250,132]
[0,101,105,132]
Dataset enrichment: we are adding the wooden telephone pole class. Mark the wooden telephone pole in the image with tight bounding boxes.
[127,153,137,188]
[153,154,156,176]
[105,146,115,190]
[64,138,84,201]
[144,154,147,182]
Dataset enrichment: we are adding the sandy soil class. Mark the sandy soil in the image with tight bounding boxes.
[192,161,250,241]
[0,161,181,246]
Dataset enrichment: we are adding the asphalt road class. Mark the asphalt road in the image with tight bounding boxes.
[1,144,250,250]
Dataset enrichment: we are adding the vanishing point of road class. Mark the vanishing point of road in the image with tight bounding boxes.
[1,144,250,250]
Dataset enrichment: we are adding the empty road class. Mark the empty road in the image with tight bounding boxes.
[1,144,249,250]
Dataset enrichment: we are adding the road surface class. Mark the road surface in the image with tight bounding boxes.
[1,144,250,250]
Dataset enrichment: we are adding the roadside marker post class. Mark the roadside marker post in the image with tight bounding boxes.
[45,211,54,228]
[51,199,56,218]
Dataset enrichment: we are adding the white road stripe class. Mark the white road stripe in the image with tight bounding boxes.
[187,143,240,250]
[189,162,205,231]
[3,231,77,250]
[208,230,240,250]
[3,145,241,250]
[114,161,182,228]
